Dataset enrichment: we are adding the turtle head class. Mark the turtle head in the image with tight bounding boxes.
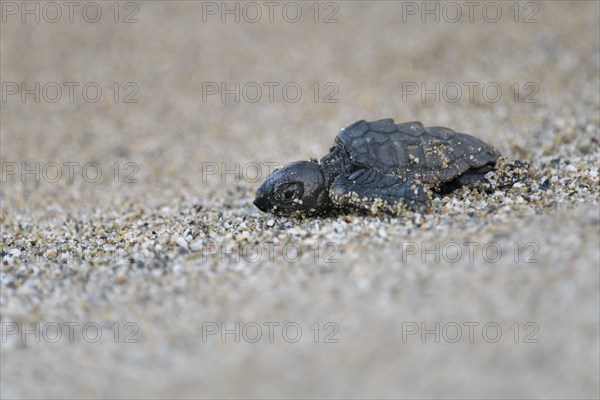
[254,160,329,216]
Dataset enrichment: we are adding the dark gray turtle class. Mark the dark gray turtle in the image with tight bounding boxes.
[254,118,500,217]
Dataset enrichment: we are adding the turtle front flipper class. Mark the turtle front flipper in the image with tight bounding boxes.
[330,169,431,215]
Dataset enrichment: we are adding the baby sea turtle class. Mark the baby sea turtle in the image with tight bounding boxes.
[254,119,501,217]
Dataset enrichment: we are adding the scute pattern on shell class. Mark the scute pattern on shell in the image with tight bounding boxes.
[335,119,500,184]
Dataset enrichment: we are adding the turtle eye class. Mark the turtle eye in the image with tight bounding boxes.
[276,183,304,204]
[284,187,295,199]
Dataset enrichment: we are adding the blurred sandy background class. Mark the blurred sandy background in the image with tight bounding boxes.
[1,1,599,398]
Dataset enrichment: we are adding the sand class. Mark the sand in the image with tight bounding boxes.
[1,1,599,398]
